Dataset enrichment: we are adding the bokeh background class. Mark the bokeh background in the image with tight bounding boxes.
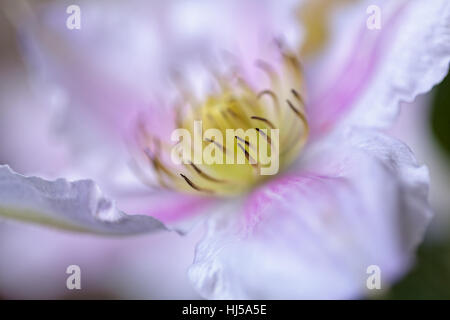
[0,0,449,299]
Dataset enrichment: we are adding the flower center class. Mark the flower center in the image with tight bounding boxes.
[135,51,308,196]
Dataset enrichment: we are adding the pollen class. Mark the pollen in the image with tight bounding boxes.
[134,49,309,196]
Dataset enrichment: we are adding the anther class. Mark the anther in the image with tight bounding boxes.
[236,141,258,168]
[188,162,225,183]
[291,89,304,105]
[180,174,213,193]
[235,135,250,147]
[205,138,227,154]
[255,128,272,145]
[250,116,275,129]
[286,99,307,124]
[255,60,279,83]
[257,90,280,113]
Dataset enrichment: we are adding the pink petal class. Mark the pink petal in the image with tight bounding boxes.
[306,0,450,136]
[189,128,431,299]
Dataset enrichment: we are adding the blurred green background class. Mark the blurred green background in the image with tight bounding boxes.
[387,72,450,299]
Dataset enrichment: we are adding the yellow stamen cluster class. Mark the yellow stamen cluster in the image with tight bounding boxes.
[135,51,309,196]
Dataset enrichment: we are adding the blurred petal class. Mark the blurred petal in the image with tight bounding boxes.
[389,93,450,237]
[307,0,450,134]
[0,222,201,299]
[117,189,216,233]
[189,129,431,299]
[0,63,70,177]
[0,165,166,235]
[17,0,298,143]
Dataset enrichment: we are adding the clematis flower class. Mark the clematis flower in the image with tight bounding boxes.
[1,0,450,299]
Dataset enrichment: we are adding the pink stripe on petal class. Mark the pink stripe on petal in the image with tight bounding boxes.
[148,196,213,224]
[242,172,331,234]
[119,191,214,225]
[309,3,407,138]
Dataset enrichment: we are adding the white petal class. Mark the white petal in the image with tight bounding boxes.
[0,165,166,235]
[389,95,450,234]
[0,222,201,299]
[349,0,450,128]
[188,129,431,299]
[308,0,450,132]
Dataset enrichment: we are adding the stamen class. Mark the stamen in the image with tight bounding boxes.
[134,46,309,196]
[144,150,173,178]
[255,128,272,145]
[283,52,303,74]
[282,99,310,157]
[235,135,250,147]
[286,99,307,125]
[188,162,226,183]
[250,116,275,129]
[143,148,172,188]
[221,110,229,120]
[255,60,279,84]
[206,113,223,131]
[236,77,254,92]
[227,108,249,125]
[257,90,280,113]
[236,140,258,169]
[204,137,227,154]
[174,101,184,128]
[180,174,213,193]
[291,89,304,106]
[153,138,162,156]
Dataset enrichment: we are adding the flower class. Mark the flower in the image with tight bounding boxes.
[1,0,450,299]
[132,46,309,195]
